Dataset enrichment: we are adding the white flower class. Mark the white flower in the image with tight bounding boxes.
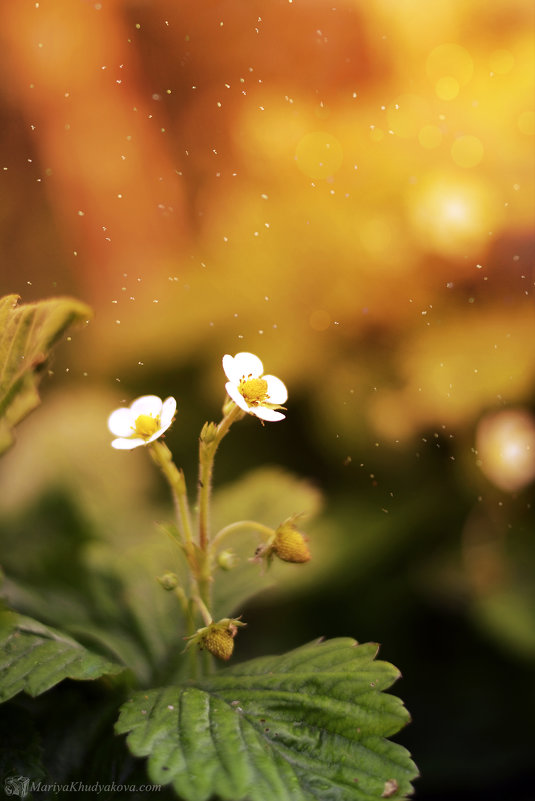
[108,395,176,449]
[222,352,287,421]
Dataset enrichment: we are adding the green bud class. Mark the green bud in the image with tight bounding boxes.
[200,421,219,444]
[217,549,239,570]
[157,572,179,590]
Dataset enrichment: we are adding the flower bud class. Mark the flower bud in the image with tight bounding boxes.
[200,421,219,444]
[157,572,179,590]
[217,549,239,571]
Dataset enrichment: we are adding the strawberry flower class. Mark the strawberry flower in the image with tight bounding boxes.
[108,395,176,450]
[222,352,288,421]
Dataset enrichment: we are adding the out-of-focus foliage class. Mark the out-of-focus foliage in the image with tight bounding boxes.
[0,294,91,454]
[0,610,124,703]
[1,1,532,426]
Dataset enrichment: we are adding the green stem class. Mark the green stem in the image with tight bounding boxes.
[173,586,190,618]
[193,594,213,626]
[210,520,275,555]
[186,598,199,680]
[196,401,245,629]
[150,440,194,546]
[197,402,244,551]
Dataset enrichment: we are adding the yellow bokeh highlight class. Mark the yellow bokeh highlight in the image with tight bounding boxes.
[427,43,474,84]
[295,131,343,180]
[387,94,429,138]
[489,49,514,75]
[409,172,498,256]
[518,110,535,135]
[369,309,535,439]
[476,409,535,492]
[435,76,460,100]
[451,135,484,168]
[418,124,442,149]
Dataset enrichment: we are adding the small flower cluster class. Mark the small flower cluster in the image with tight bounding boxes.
[107,352,288,448]
[107,353,306,663]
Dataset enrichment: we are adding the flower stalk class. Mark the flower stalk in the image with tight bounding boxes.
[198,402,244,552]
[150,440,193,547]
[107,353,305,678]
[210,520,276,555]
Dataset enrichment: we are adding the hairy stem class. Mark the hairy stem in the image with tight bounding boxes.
[197,402,244,551]
[210,519,275,555]
[196,401,245,624]
[150,440,193,546]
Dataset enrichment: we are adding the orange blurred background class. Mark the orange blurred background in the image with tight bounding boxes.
[2,0,533,434]
[1,2,534,797]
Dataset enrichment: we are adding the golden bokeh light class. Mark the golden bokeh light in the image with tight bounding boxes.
[387,94,430,139]
[476,409,535,492]
[426,43,474,84]
[418,124,443,149]
[295,132,344,180]
[369,127,385,142]
[409,173,499,256]
[450,135,484,168]
[435,76,460,101]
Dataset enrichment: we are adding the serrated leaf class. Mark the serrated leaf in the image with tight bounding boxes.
[0,610,125,703]
[116,638,418,801]
[0,293,92,455]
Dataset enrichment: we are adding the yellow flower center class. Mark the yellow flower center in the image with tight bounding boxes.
[239,377,269,407]
[134,413,160,438]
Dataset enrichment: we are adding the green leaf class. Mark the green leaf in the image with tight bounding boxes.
[0,610,125,703]
[116,638,418,801]
[0,293,92,455]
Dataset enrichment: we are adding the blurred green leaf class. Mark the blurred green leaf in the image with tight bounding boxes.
[0,610,124,703]
[472,588,535,661]
[0,293,92,455]
[116,637,417,801]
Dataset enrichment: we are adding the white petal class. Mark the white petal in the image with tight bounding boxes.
[108,408,136,437]
[160,396,177,429]
[130,395,163,418]
[231,352,263,380]
[111,437,146,450]
[226,382,250,413]
[264,375,288,405]
[222,354,238,383]
[253,406,286,422]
